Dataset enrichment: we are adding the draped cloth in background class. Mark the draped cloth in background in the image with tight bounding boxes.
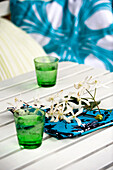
[10,0,113,71]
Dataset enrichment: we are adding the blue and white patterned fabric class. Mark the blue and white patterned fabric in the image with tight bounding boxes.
[8,104,113,139]
[44,109,113,139]
[10,0,113,71]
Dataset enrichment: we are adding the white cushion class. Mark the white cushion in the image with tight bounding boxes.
[0,18,47,81]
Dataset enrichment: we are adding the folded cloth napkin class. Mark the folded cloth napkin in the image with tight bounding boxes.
[44,109,113,139]
[8,104,113,140]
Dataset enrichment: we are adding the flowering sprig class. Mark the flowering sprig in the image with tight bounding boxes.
[7,76,105,126]
[71,76,101,111]
[45,76,104,124]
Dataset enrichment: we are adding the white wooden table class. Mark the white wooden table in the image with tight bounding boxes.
[0,62,113,170]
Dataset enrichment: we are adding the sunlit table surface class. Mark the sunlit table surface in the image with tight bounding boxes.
[0,62,113,170]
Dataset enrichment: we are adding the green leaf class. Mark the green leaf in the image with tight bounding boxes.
[83,101,101,110]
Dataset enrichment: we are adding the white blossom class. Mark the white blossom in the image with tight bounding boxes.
[8,76,103,126]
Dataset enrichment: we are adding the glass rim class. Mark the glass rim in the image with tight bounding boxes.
[13,108,45,117]
[34,56,59,64]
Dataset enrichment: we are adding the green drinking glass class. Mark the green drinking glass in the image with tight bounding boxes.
[34,56,59,87]
[14,108,45,149]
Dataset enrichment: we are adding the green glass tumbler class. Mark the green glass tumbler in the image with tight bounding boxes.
[34,56,59,87]
[14,108,45,149]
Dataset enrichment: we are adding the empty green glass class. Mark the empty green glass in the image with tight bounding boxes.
[14,108,45,149]
[34,56,59,87]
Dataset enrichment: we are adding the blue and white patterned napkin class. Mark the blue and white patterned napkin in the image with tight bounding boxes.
[44,109,113,139]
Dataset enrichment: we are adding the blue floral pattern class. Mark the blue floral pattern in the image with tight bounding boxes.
[10,0,113,71]
[44,109,113,139]
[8,104,113,139]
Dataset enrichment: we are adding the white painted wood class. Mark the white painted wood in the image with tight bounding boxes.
[0,122,16,141]
[0,67,108,112]
[22,128,113,170]
[0,110,14,126]
[58,144,113,170]
[0,71,35,91]
[0,132,50,159]
[0,62,113,170]
[93,83,113,100]
[0,136,20,159]
[105,166,113,170]
[58,61,78,69]
[0,71,112,126]
[0,1,10,17]
[0,64,91,101]
[0,83,112,127]
[82,83,113,105]
[0,127,112,170]
[0,90,112,144]
[0,122,49,142]
[0,65,91,101]
[0,86,113,141]
[0,62,77,91]
[0,70,113,115]
[99,95,113,109]
[107,168,113,170]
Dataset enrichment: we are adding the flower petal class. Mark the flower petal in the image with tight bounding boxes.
[75,108,83,116]
[75,117,82,126]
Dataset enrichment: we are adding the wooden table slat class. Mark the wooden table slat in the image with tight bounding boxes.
[0,67,108,112]
[21,127,113,170]
[0,64,92,101]
[0,74,113,127]
[0,62,78,91]
[58,144,113,170]
[0,62,113,170]
[0,127,112,170]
